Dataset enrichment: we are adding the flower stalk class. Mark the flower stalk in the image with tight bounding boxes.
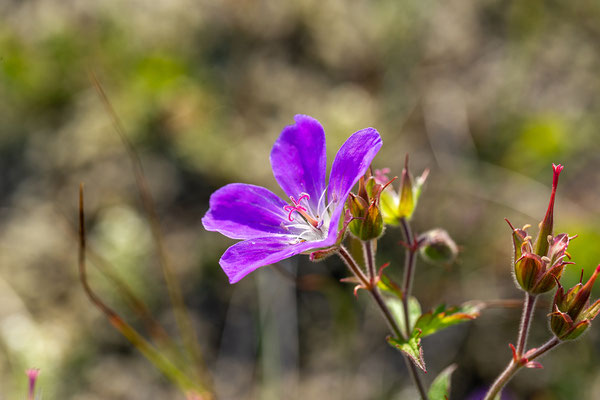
[484,292,539,400]
[483,337,561,400]
[516,293,537,357]
[337,246,429,400]
[400,217,418,338]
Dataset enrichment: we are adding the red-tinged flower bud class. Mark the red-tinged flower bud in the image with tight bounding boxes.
[550,265,600,340]
[418,228,458,266]
[514,253,544,293]
[347,193,380,240]
[565,265,600,319]
[561,320,591,340]
[549,305,573,339]
[508,224,574,294]
[347,193,384,241]
[533,164,563,257]
[530,261,566,294]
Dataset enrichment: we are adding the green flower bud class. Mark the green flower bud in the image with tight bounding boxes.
[347,193,384,240]
[515,252,544,293]
[377,156,428,225]
[418,228,458,265]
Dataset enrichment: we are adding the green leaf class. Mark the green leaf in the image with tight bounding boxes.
[428,364,457,400]
[387,332,426,371]
[387,296,421,335]
[377,273,403,299]
[415,302,481,338]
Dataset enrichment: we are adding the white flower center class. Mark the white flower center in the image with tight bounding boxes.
[282,189,334,243]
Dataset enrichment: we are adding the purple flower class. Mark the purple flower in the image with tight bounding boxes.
[202,115,382,283]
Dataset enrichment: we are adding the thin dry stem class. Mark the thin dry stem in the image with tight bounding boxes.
[89,71,208,384]
[79,184,212,397]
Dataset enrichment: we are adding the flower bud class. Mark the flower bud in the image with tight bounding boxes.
[507,164,574,294]
[347,193,384,240]
[418,228,458,265]
[398,157,415,219]
[514,252,544,293]
[550,265,600,340]
[378,156,428,225]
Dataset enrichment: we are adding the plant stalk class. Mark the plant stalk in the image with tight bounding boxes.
[516,293,537,356]
[338,246,429,400]
[364,239,377,282]
[399,218,417,337]
[483,292,542,400]
[483,336,560,400]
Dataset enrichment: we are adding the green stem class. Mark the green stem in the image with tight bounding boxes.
[399,218,417,337]
[338,246,429,400]
[364,240,377,282]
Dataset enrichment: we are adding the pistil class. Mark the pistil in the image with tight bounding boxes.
[283,194,320,228]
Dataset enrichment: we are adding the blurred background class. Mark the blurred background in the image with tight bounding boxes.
[2,0,600,399]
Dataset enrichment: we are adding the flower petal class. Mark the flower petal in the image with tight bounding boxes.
[270,115,327,211]
[202,183,289,240]
[326,128,382,237]
[220,237,321,283]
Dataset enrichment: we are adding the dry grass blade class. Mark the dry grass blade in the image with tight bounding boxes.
[78,184,212,397]
[89,70,209,385]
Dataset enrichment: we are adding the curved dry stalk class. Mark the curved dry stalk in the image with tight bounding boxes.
[79,184,213,398]
[90,71,208,385]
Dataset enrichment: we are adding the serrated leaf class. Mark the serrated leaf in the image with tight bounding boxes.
[387,296,421,335]
[387,333,426,371]
[428,364,457,400]
[415,302,481,338]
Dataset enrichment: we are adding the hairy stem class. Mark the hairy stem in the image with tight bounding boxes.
[400,218,417,337]
[337,246,429,400]
[364,240,377,282]
[483,292,541,400]
[483,337,560,400]
[516,293,537,356]
[338,245,369,288]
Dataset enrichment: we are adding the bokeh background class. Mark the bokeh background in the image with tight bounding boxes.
[2,0,600,399]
